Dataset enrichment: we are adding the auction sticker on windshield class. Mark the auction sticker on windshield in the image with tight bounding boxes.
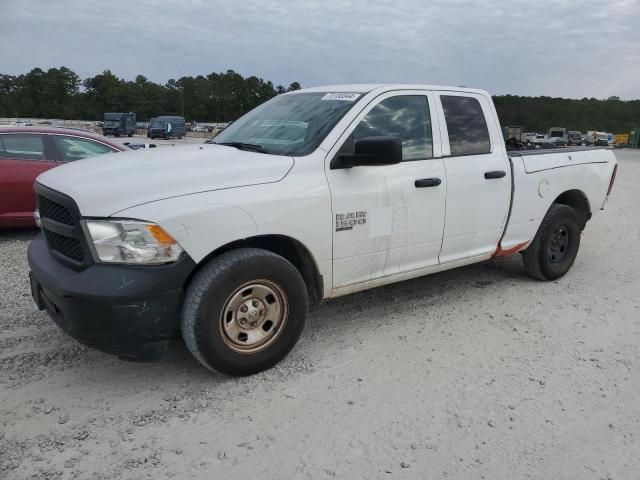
[321,92,361,101]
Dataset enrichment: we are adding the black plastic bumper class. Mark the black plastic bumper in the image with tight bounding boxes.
[28,233,196,361]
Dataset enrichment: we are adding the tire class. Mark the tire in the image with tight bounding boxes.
[522,204,581,281]
[127,132,133,137]
[181,248,308,375]
[114,131,120,138]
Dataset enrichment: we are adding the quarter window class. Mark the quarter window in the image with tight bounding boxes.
[352,95,433,161]
[441,95,491,156]
[0,134,46,161]
[52,136,116,162]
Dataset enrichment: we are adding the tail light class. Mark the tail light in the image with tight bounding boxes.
[607,164,618,195]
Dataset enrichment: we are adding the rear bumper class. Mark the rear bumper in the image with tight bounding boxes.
[28,233,196,361]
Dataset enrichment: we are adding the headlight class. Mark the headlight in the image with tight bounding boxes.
[84,220,183,264]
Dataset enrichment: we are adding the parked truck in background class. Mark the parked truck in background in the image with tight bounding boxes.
[567,131,582,146]
[502,125,523,141]
[502,125,524,150]
[522,132,537,144]
[586,131,609,146]
[547,127,566,139]
[530,133,547,146]
[102,112,136,137]
[613,133,628,147]
[147,116,187,139]
[28,84,618,376]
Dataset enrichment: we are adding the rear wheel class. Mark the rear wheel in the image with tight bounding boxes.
[181,248,308,375]
[522,204,581,280]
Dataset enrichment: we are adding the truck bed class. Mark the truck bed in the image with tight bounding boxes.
[508,146,611,173]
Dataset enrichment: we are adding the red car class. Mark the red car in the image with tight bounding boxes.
[0,127,126,228]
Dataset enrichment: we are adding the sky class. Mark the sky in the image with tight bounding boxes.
[1,0,639,99]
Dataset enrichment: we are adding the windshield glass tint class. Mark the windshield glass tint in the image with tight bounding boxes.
[212,92,361,156]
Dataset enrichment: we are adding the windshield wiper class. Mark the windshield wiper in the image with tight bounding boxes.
[212,141,269,154]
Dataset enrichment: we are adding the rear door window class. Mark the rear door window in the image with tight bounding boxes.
[441,95,491,156]
[0,134,46,161]
[51,136,116,162]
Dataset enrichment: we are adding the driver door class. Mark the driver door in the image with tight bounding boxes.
[325,91,446,289]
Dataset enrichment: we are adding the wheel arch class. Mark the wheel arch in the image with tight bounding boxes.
[552,189,591,230]
[186,234,324,307]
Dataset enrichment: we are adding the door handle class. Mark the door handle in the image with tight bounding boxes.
[484,170,506,179]
[415,178,442,188]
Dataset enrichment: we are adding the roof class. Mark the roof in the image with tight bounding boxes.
[294,83,490,96]
[0,126,126,150]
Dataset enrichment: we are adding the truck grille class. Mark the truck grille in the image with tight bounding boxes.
[39,196,74,225]
[44,230,84,262]
[36,186,88,268]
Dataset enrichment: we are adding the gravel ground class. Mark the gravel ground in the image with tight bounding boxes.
[1,150,639,479]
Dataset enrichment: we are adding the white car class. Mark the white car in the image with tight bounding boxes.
[28,84,618,375]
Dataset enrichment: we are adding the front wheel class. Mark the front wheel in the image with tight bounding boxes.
[522,204,581,280]
[181,248,308,375]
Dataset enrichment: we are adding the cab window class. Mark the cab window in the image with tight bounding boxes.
[441,95,491,156]
[52,136,116,162]
[351,95,433,161]
[0,134,46,161]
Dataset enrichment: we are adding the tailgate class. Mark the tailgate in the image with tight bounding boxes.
[514,148,610,174]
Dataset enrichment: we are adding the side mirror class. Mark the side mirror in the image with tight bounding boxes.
[331,136,402,169]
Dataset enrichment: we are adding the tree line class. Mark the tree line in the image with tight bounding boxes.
[0,67,301,123]
[493,94,640,134]
[1,67,639,133]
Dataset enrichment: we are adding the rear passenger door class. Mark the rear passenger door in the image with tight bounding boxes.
[435,92,511,263]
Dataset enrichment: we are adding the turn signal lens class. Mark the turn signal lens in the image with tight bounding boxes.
[147,224,177,245]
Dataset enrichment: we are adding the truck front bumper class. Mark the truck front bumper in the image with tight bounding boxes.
[28,233,196,361]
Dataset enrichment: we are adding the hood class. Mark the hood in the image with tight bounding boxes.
[36,143,294,217]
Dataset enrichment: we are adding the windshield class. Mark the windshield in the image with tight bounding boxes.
[150,119,165,128]
[211,92,362,156]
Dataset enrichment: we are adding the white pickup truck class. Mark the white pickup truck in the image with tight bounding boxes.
[28,84,618,375]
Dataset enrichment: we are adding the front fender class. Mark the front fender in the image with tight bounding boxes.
[115,199,258,263]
